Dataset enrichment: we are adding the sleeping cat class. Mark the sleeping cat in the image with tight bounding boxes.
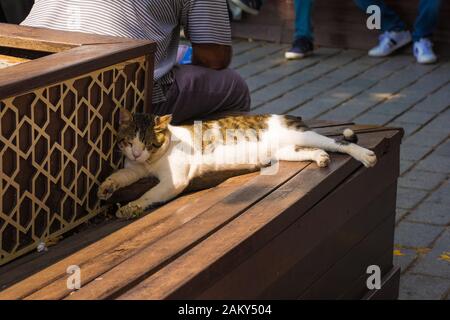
[98,108,377,219]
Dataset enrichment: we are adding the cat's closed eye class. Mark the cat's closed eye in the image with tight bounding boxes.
[118,140,131,148]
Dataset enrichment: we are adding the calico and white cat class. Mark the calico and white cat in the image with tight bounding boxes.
[98,108,377,219]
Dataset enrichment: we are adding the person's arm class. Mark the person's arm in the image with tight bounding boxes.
[192,43,232,70]
[182,0,232,70]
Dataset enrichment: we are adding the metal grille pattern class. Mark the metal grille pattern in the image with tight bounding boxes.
[0,58,147,265]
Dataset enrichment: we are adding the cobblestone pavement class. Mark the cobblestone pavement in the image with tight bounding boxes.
[232,40,450,300]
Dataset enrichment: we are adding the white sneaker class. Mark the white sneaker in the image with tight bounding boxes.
[368,31,412,57]
[413,38,437,64]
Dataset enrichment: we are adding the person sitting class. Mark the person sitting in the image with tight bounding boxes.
[21,0,251,124]
[353,0,441,64]
[231,0,315,60]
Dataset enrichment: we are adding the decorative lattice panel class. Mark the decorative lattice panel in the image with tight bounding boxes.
[0,58,147,265]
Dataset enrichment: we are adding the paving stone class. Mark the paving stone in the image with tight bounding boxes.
[246,55,324,92]
[254,96,298,114]
[400,160,415,175]
[247,72,286,92]
[395,111,435,125]
[246,50,342,91]
[401,78,449,102]
[372,100,417,116]
[405,129,448,148]
[343,77,378,89]
[353,112,393,125]
[389,121,421,137]
[415,154,450,174]
[254,86,324,114]
[328,94,389,121]
[412,82,450,113]
[368,63,436,95]
[317,103,364,122]
[399,273,450,300]
[238,55,285,79]
[411,230,450,279]
[231,44,282,69]
[267,55,387,117]
[251,81,304,107]
[357,55,411,80]
[396,208,409,223]
[394,221,443,248]
[424,110,450,133]
[380,64,450,120]
[394,248,418,273]
[232,40,261,55]
[400,143,431,161]
[434,140,450,157]
[398,170,447,191]
[406,201,450,225]
[396,187,428,210]
[333,63,438,121]
[426,180,450,205]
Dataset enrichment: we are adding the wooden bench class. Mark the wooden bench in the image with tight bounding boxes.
[0,121,403,300]
[0,24,155,266]
[232,0,450,54]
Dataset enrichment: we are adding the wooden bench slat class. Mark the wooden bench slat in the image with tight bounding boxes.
[0,41,155,100]
[259,183,397,299]
[0,23,141,52]
[0,172,256,299]
[0,219,129,290]
[299,215,395,299]
[117,130,401,299]
[59,162,310,300]
[200,154,398,299]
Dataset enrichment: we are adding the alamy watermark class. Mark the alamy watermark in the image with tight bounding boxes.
[366,5,381,30]
[66,265,81,290]
[171,121,281,175]
[366,265,382,290]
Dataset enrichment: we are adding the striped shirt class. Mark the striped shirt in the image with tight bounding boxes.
[21,0,232,103]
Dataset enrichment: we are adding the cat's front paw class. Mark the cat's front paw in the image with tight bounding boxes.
[357,148,377,168]
[314,150,331,168]
[116,203,144,219]
[98,179,119,201]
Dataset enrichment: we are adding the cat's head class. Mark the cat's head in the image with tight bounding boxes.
[117,108,172,163]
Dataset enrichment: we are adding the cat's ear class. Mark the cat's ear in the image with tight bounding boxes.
[119,108,133,126]
[154,114,172,130]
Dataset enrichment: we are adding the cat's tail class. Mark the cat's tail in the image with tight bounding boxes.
[343,128,358,144]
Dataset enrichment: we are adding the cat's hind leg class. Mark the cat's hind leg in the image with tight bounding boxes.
[289,130,377,168]
[276,145,331,167]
